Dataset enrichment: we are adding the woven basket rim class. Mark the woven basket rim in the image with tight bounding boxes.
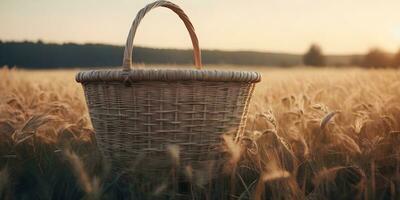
[76,68,261,83]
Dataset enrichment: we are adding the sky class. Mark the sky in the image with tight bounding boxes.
[1,0,400,54]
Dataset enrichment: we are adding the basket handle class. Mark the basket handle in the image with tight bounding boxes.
[122,0,202,71]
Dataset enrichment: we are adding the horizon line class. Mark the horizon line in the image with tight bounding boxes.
[1,39,379,56]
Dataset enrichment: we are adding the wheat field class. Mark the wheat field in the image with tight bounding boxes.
[0,66,399,199]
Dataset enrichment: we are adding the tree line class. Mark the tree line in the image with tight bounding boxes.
[1,40,397,68]
[303,44,400,68]
[0,40,302,68]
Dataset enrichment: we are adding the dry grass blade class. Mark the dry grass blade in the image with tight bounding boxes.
[260,110,277,129]
[167,144,180,166]
[320,111,338,130]
[335,133,362,155]
[240,136,259,155]
[262,170,291,182]
[313,167,341,185]
[261,160,291,182]
[312,166,366,199]
[21,114,53,133]
[63,150,100,198]
[153,182,168,196]
[13,114,54,144]
[223,134,242,164]
[184,165,193,181]
[14,134,35,145]
[389,131,400,135]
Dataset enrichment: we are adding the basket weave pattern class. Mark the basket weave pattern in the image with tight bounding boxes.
[76,0,261,173]
[83,81,255,170]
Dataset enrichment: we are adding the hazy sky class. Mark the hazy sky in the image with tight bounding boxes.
[1,0,400,54]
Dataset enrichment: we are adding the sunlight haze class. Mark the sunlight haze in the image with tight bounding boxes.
[1,0,399,54]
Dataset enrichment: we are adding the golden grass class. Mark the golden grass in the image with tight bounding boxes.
[1,66,400,199]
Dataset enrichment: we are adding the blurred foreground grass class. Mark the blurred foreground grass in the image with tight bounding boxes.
[1,66,400,199]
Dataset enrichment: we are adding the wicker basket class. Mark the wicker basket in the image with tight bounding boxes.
[76,0,261,174]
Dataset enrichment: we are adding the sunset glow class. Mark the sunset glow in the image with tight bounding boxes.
[1,0,399,54]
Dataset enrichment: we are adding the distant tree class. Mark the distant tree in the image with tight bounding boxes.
[391,48,400,68]
[303,44,326,66]
[362,48,391,68]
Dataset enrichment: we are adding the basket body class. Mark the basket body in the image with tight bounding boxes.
[76,0,262,175]
[81,79,256,172]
